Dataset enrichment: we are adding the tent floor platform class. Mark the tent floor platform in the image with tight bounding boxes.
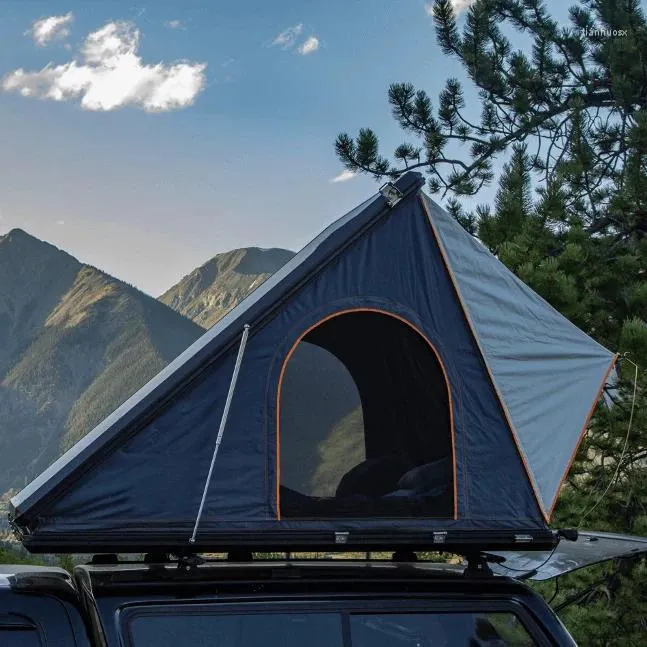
[13,526,557,555]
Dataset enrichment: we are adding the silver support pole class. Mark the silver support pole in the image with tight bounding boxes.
[189,324,251,545]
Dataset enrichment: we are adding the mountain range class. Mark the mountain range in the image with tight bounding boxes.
[0,229,296,523]
[159,246,296,327]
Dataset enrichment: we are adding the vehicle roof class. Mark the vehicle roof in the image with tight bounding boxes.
[0,565,73,591]
[82,559,467,577]
[73,559,545,617]
[76,559,511,593]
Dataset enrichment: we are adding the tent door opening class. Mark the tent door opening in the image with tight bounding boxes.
[277,309,455,519]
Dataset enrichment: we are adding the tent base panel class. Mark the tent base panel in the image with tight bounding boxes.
[13,527,557,555]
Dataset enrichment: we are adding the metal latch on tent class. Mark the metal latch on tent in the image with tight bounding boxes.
[379,182,403,207]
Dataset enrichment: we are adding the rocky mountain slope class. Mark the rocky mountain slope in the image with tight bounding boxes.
[159,247,295,328]
[0,229,204,496]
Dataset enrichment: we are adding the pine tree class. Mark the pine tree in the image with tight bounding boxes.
[335,1,646,643]
[446,97,646,647]
[336,0,647,209]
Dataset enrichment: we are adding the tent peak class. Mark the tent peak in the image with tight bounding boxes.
[391,171,425,196]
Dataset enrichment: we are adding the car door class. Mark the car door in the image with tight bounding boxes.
[0,589,88,647]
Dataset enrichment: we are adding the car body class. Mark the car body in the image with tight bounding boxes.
[0,556,577,647]
[4,530,647,646]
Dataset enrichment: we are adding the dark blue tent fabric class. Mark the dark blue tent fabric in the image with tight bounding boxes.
[10,172,614,551]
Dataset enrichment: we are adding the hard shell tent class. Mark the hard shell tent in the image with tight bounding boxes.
[9,172,616,553]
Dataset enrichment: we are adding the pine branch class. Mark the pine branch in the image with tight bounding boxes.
[336,0,647,198]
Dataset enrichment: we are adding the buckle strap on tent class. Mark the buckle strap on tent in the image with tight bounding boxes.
[189,324,251,545]
[379,181,403,207]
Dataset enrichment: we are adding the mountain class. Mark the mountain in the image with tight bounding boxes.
[159,247,295,329]
[160,245,364,498]
[0,229,204,497]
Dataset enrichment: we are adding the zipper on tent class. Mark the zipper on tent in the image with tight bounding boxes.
[189,324,251,545]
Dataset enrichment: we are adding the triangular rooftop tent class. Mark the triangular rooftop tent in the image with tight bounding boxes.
[9,172,617,553]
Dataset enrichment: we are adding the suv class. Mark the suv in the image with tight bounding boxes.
[2,531,646,647]
[0,557,571,647]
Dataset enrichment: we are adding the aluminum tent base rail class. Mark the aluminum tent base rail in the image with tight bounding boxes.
[12,526,557,554]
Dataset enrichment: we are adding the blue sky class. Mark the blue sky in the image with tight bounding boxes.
[0,0,571,295]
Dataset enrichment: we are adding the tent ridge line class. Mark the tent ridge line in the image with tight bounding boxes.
[251,184,424,336]
[418,195,549,523]
[547,353,619,519]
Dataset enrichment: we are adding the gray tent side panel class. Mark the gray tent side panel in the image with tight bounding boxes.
[11,181,404,519]
[422,194,617,516]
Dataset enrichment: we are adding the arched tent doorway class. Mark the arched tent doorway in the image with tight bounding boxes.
[278,309,455,519]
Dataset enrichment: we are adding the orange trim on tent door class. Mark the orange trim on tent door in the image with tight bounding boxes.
[275,307,458,521]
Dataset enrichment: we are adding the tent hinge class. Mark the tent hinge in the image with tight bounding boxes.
[379,182,403,207]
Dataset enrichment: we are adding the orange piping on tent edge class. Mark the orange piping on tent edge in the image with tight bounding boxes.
[548,354,619,519]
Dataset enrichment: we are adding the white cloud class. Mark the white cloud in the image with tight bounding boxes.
[330,169,356,183]
[297,36,319,56]
[426,0,476,16]
[29,12,74,46]
[269,24,320,56]
[56,220,65,225]
[450,0,477,15]
[3,21,207,112]
[270,23,303,49]
[165,19,185,30]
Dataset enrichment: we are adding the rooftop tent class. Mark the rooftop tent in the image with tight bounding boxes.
[9,172,617,553]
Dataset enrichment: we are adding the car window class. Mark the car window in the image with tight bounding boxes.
[350,612,538,647]
[125,610,539,647]
[127,612,343,647]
